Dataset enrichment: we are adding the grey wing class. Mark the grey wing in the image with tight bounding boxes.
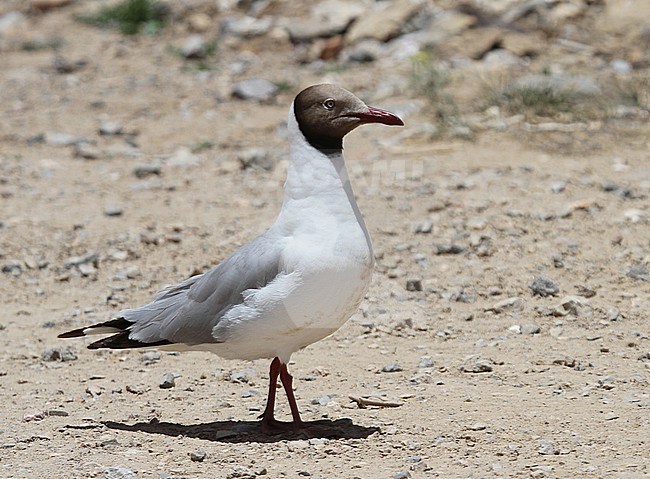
[121,232,284,345]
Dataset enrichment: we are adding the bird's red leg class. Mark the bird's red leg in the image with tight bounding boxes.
[279,362,305,430]
[260,357,280,427]
[260,357,294,432]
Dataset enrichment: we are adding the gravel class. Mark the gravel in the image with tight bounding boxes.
[529,276,560,296]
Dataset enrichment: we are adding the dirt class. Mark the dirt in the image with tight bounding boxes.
[1,2,649,479]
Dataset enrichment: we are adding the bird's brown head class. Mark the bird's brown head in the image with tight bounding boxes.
[293,84,404,153]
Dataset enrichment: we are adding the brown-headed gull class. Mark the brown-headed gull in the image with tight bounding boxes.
[59,84,404,434]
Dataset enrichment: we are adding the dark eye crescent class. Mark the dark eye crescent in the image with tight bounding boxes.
[322,98,335,110]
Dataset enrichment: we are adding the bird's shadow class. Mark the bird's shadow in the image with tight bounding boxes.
[104,417,379,443]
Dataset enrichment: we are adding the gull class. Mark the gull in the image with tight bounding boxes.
[59,84,404,434]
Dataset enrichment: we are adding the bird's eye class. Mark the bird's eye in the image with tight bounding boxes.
[322,98,335,110]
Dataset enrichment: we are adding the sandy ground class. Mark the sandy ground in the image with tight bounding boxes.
[1,3,650,479]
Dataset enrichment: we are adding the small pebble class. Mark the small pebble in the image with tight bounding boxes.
[159,372,176,389]
[521,324,541,335]
[232,79,278,102]
[382,363,403,373]
[550,180,567,193]
[626,263,650,282]
[433,243,466,255]
[133,164,161,178]
[103,206,123,217]
[42,347,77,362]
[418,356,434,368]
[189,450,207,462]
[538,439,556,455]
[468,422,487,431]
[529,276,559,296]
[405,279,422,292]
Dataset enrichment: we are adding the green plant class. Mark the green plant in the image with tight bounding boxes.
[21,37,63,51]
[616,74,650,110]
[191,140,214,153]
[409,51,458,125]
[274,81,294,93]
[78,0,167,35]
[485,74,601,119]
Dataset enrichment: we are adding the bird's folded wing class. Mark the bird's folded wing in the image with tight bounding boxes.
[121,233,284,345]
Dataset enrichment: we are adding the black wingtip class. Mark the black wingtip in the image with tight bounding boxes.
[58,318,133,340]
[58,328,87,339]
[88,332,174,350]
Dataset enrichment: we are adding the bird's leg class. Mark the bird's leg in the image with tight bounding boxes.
[279,362,305,430]
[260,357,293,432]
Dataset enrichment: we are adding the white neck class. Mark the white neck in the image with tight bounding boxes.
[277,104,373,256]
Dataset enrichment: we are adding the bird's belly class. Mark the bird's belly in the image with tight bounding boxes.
[213,260,372,362]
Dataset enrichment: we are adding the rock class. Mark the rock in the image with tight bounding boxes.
[468,422,487,431]
[222,16,273,38]
[623,209,647,223]
[104,467,136,479]
[550,180,567,193]
[187,12,212,32]
[538,439,557,456]
[382,363,403,373]
[285,0,364,41]
[461,358,493,373]
[238,147,274,171]
[125,384,146,395]
[232,79,278,102]
[392,471,411,479]
[159,373,175,389]
[64,252,98,269]
[576,285,596,298]
[626,263,650,281]
[433,243,466,255]
[405,279,422,292]
[229,369,254,383]
[311,395,332,406]
[44,131,83,146]
[606,307,620,321]
[418,356,434,368]
[441,26,501,60]
[597,0,650,34]
[414,221,433,234]
[98,434,119,446]
[181,35,208,59]
[78,262,97,277]
[341,39,385,63]
[42,347,77,362]
[501,31,546,57]
[611,59,632,74]
[53,56,88,74]
[0,12,26,36]
[2,260,23,275]
[346,0,422,44]
[227,465,262,478]
[414,10,476,49]
[529,276,559,297]
[240,389,258,398]
[520,324,541,335]
[554,295,588,316]
[104,206,123,217]
[99,120,124,136]
[140,350,161,365]
[485,297,523,314]
[167,146,201,168]
[133,164,161,178]
[74,142,102,160]
[23,410,46,422]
